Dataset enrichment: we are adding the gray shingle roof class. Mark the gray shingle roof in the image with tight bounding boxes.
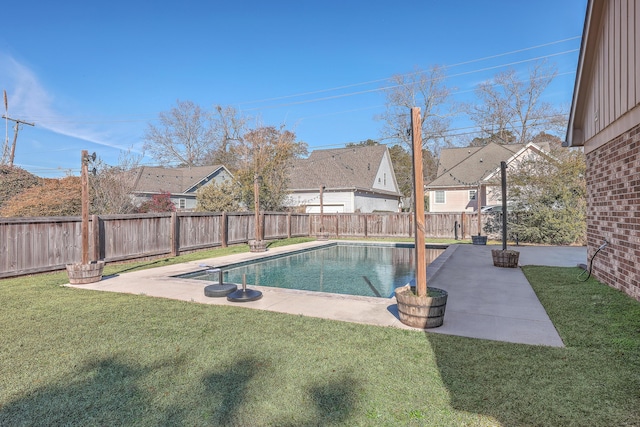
[289,145,391,191]
[428,143,524,188]
[132,165,225,194]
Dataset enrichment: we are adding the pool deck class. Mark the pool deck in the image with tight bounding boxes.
[66,241,586,347]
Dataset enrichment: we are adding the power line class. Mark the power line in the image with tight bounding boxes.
[15,41,580,128]
[241,50,578,112]
[238,36,581,106]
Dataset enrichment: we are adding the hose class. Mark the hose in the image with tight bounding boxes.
[577,240,608,282]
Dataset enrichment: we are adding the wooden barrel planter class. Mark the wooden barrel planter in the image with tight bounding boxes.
[491,249,520,268]
[249,240,268,252]
[395,285,448,329]
[66,261,105,284]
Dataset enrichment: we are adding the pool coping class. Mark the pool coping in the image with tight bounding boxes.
[65,241,585,347]
[66,240,451,331]
[176,240,449,297]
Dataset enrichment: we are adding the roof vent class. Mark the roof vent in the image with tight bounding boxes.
[480,158,483,163]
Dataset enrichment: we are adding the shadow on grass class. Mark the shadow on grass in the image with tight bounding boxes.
[200,357,263,426]
[274,375,360,427]
[0,354,361,426]
[425,267,640,426]
[0,356,154,426]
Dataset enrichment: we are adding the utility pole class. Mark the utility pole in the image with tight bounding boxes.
[2,115,35,167]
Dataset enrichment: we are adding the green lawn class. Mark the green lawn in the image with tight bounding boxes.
[1,241,638,426]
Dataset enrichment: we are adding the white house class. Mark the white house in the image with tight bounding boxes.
[286,145,402,213]
[131,165,232,211]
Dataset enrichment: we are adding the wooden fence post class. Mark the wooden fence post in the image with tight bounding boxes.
[287,212,292,238]
[409,214,413,238]
[170,212,180,256]
[91,214,100,261]
[363,214,368,238]
[221,212,228,248]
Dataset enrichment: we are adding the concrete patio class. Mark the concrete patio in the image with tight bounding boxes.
[67,241,586,347]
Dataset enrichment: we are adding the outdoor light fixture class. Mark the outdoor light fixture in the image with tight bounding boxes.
[83,151,97,164]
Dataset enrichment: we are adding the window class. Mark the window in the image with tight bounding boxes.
[179,199,186,209]
[469,190,477,201]
[434,191,445,204]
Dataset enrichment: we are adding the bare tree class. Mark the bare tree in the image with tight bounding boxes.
[378,66,455,181]
[204,105,249,171]
[143,100,215,167]
[466,61,565,146]
[90,149,142,214]
[378,67,454,147]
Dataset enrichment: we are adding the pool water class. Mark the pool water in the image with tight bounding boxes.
[180,244,444,298]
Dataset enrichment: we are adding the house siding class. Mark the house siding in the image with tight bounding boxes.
[428,187,502,213]
[586,122,640,301]
[354,192,399,213]
[429,189,473,212]
[372,151,399,193]
[571,0,640,149]
[288,191,352,213]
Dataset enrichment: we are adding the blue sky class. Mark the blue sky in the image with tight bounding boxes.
[1,0,587,177]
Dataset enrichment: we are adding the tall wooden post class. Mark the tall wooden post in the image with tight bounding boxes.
[500,161,508,250]
[411,108,427,297]
[81,150,89,265]
[253,173,261,241]
[477,182,482,235]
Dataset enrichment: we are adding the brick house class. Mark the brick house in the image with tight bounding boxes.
[565,0,640,301]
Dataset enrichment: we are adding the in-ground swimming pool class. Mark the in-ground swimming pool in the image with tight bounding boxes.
[177,243,445,298]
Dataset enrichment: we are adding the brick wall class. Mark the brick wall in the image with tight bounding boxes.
[586,122,640,301]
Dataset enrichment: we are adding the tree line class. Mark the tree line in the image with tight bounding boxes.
[0,60,585,244]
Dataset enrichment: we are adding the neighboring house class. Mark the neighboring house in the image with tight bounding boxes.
[426,142,550,213]
[565,0,640,301]
[286,145,402,213]
[131,165,232,211]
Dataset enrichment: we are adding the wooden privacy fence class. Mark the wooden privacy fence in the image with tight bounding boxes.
[309,212,480,239]
[0,211,478,278]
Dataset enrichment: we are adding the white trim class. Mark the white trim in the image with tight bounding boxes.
[583,106,640,154]
[483,142,551,182]
[566,0,596,147]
